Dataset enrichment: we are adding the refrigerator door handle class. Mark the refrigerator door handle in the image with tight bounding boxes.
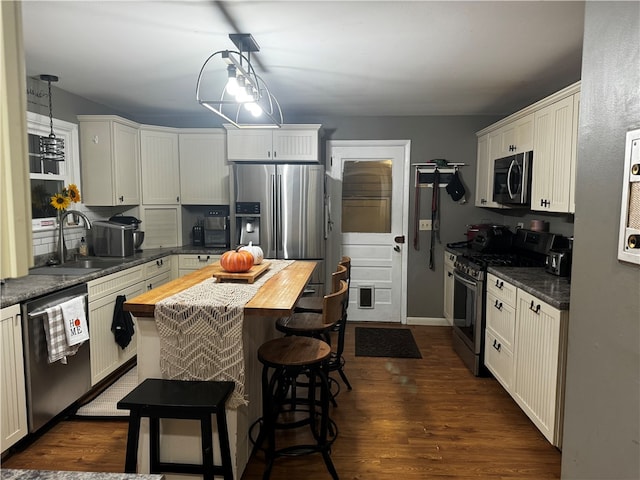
[271,173,277,249]
[276,173,283,252]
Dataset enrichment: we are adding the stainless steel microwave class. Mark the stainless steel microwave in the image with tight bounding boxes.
[492,151,533,205]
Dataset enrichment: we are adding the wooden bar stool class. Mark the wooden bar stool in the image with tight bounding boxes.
[255,336,338,480]
[117,378,235,480]
[295,257,351,314]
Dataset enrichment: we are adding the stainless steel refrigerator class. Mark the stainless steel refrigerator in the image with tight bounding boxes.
[231,163,325,294]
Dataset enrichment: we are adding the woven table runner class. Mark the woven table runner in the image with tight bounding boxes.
[155,260,293,408]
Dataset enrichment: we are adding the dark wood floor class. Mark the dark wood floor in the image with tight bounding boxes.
[2,324,561,479]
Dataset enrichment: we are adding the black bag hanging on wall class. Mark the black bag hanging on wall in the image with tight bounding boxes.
[111,295,135,349]
[446,169,466,202]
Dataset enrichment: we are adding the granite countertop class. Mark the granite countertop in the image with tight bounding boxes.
[0,246,227,308]
[1,470,163,480]
[487,266,571,310]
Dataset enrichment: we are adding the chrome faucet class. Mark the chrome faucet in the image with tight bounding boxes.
[58,210,92,264]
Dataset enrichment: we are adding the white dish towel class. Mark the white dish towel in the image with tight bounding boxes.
[60,296,90,346]
[43,305,80,364]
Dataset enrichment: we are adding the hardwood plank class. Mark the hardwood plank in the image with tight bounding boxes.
[2,324,561,479]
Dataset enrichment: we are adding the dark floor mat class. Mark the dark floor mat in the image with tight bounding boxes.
[355,327,422,359]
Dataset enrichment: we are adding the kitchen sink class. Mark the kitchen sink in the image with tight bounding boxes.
[29,257,129,275]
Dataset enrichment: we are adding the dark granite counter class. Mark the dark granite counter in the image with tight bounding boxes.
[487,267,571,310]
[0,246,227,308]
[1,470,163,480]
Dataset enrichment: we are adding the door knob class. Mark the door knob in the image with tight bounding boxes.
[394,245,401,252]
[394,235,405,244]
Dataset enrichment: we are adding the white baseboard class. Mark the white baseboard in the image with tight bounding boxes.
[406,316,450,326]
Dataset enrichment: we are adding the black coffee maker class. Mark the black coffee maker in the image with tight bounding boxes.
[203,206,230,248]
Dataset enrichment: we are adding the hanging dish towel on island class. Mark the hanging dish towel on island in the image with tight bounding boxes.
[60,296,89,346]
[43,305,81,364]
[154,259,293,408]
[111,295,135,349]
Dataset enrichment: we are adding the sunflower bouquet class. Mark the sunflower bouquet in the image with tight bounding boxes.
[50,184,81,211]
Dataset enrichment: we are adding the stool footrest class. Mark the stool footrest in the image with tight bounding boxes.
[153,461,229,476]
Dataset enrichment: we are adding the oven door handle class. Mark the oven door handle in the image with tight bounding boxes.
[453,270,479,292]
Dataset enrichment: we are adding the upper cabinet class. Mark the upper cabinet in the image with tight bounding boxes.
[79,115,141,206]
[475,82,580,212]
[531,95,576,213]
[140,127,180,205]
[179,130,228,205]
[226,124,321,162]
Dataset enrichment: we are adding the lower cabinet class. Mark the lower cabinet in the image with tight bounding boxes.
[87,265,145,385]
[443,252,456,325]
[178,253,220,277]
[1,304,28,452]
[484,273,568,447]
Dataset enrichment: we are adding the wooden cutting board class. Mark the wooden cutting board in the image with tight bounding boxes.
[211,261,271,284]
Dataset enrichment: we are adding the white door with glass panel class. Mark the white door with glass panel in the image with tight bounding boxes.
[327,140,410,323]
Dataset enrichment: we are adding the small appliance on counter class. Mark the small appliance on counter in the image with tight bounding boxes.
[546,248,572,276]
[108,214,144,252]
[93,221,135,257]
[203,205,230,249]
[192,221,204,246]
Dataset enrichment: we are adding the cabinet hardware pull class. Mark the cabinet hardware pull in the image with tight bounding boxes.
[493,339,501,352]
[447,272,453,277]
[267,151,271,158]
[197,255,210,262]
[119,195,124,202]
[273,151,277,158]
[495,279,504,289]
[177,196,179,203]
[148,283,153,290]
[494,300,503,310]
[529,301,541,314]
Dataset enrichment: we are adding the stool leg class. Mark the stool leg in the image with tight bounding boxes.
[124,411,141,473]
[149,416,160,474]
[318,368,339,480]
[200,414,214,480]
[215,409,234,480]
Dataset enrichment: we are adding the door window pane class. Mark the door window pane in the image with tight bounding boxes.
[342,160,392,233]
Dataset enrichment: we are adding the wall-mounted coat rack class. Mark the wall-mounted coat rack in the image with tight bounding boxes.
[414,163,466,187]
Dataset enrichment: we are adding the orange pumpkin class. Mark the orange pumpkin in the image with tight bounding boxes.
[220,247,254,273]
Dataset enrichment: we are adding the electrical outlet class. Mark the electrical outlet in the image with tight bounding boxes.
[517,222,524,229]
[419,219,432,231]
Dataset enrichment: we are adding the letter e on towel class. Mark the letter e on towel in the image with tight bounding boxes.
[60,296,90,346]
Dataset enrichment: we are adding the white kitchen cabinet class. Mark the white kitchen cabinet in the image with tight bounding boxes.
[140,206,181,248]
[501,114,534,155]
[484,274,518,390]
[78,115,141,206]
[226,124,321,162]
[143,256,173,291]
[475,132,502,208]
[1,304,28,452]
[178,253,220,277]
[569,92,580,214]
[443,251,456,325]
[513,289,568,447]
[179,131,228,205]
[140,127,180,205]
[87,265,145,385]
[531,95,576,213]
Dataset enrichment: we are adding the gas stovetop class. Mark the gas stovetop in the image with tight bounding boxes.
[454,251,546,280]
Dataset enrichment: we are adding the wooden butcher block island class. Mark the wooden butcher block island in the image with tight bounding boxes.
[123,260,316,480]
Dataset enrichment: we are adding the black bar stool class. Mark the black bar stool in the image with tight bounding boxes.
[255,336,338,480]
[117,378,235,480]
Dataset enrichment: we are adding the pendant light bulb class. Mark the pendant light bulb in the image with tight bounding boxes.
[225,65,238,95]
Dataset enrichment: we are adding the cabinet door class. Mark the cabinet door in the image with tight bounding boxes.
[513,289,567,445]
[272,129,319,162]
[477,131,502,208]
[443,252,455,324]
[140,129,180,204]
[1,304,28,451]
[88,281,144,385]
[502,114,534,154]
[569,92,580,214]
[226,129,272,161]
[179,132,228,204]
[113,122,141,205]
[531,96,575,212]
[140,207,181,248]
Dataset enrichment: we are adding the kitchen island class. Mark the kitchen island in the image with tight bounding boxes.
[123,260,316,480]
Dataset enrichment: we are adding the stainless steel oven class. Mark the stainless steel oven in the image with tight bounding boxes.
[452,265,486,376]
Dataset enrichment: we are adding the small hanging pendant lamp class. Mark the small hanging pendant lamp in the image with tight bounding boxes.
[39,74,65,162]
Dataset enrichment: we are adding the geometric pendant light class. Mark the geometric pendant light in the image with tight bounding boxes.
[39,74,65,161]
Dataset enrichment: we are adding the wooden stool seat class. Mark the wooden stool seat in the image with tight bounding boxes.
[258,336,331,367]
[275,312,332,336]
[117,378,235,480]
[294,295,323,313]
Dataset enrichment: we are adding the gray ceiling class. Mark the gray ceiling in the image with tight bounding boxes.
[21,1,585,123]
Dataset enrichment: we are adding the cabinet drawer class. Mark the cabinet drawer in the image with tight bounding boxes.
[486,273,517,307]
[444,252,457,267]
[485,329,514,391]
[178,254,220,270]
[88,265,144,302]
[144,271,172,291]
[486,291,516,349]
[143,256,171,278]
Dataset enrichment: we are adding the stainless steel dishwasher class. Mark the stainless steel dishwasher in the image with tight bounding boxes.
[21,283,92,433]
